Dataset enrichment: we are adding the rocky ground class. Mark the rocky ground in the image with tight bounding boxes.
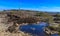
[0,14,33,36]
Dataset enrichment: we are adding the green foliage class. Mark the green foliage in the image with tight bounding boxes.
[35,12,44,16]
[58,30,60,35]
[10,12,15,14]
[48,26,57,31]
[56,12,60,17]
[35,12,54,23]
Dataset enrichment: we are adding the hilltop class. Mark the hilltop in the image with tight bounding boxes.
[0,9,60,36]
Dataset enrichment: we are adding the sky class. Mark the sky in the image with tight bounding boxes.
[20,0,60,12]
[0,0,20,10]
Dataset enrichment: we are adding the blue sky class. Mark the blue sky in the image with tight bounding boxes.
[20,0,60,12]
[0,0,20,10]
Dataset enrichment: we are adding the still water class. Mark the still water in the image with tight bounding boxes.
[19,22,59,36]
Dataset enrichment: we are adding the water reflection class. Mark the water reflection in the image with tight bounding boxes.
[19,22,59,36]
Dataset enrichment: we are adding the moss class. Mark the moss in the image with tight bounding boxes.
[48,26,57,31]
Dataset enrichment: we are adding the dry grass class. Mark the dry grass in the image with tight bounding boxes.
[0,14,33,36]
[0,31,33,36]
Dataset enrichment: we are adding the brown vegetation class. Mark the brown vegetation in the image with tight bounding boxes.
[6,12,41,33]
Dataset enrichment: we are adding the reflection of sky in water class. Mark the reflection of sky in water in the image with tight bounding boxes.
[19,22,59,36]
[51,34,59,36]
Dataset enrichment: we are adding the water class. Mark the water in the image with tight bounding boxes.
[51,34,59,36]
[19,22,59,36]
